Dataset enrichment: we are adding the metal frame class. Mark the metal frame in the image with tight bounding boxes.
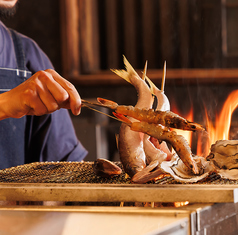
[0,183,237,203]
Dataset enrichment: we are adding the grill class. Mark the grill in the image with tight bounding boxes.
[0,162,238,235]
[0,161,237,185]
[0,161,129,184]
[0,161,238,204]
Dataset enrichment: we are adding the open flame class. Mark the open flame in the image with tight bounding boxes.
[172,90,238,157]
[171,105,193,147]
[204,90,238,153]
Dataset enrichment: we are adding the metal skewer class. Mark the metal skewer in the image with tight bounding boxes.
[81,102,128,124]
[81,99,108,108]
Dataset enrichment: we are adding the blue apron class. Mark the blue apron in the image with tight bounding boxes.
[0,29,32,169]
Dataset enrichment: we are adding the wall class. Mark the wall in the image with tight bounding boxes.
[2,0,62,73]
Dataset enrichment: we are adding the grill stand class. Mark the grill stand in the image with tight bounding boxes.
[0,183,238,234]
[0,162,238,234]
[0,203,237,235]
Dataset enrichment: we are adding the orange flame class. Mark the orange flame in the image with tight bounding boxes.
[204,90,238,153]
[171,106,193,147]
[172,90,238,157]
[170,105,197,157]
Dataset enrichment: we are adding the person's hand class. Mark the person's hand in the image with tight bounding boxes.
[0,69,81,120]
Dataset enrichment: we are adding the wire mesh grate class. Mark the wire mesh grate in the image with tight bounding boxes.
[0,161,238,185]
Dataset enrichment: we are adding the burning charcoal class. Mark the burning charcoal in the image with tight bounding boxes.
[93,159,122,177]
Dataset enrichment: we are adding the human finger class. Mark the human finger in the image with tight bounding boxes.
[23,87,48,116]
[36,71,69,113]
[44,69,81,115]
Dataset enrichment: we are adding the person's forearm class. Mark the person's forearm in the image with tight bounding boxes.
[0,93,10,120]
[0,69,82,120]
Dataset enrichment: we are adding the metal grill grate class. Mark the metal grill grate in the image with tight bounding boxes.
[0,161,238,185]
[0,162,129,184]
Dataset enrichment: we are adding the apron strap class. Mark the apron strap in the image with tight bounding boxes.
[9,29,26,71]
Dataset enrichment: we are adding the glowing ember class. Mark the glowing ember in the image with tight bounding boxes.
[141,201,190,208]
[174,201,189,207]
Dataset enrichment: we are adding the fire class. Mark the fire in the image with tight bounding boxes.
[205,90,238,152]
[172,90,238,157]
[174,201,189,207]
[171,106,193,147]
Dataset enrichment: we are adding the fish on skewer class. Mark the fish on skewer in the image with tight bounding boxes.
[82,63,203,132]
[145,61,170,112]
[83,96,202,179]
[84,57,173,181]
[82,57,202,181]
[114,113,199,175]
[83,57,238,183]
[133,61,172,183]
[87,57,173,181]
[110,56,154,177]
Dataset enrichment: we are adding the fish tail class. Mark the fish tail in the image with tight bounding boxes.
[111,55,139,84]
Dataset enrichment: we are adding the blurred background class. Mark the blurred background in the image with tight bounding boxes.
[3,0,238,161]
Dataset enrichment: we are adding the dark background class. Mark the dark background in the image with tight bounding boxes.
[3,0,238,160]
[2,0,62,73]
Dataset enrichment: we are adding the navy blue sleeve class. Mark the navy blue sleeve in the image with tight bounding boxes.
[20,33,54,72]
[19,34,88,162]
[40,109,88,162]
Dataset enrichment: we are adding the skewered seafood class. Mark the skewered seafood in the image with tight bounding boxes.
[110,57,179,181]
[83,56,202,182]
[111,56,154,178]
[114,114,199,175]
[145,61,170,112]
[129,135,168,183]
[97,99,204,132]
[143,135,167,165]
[83,56,238,183]
[131,122,199,174]
[114,115,238,182]
[96,96,203,179]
